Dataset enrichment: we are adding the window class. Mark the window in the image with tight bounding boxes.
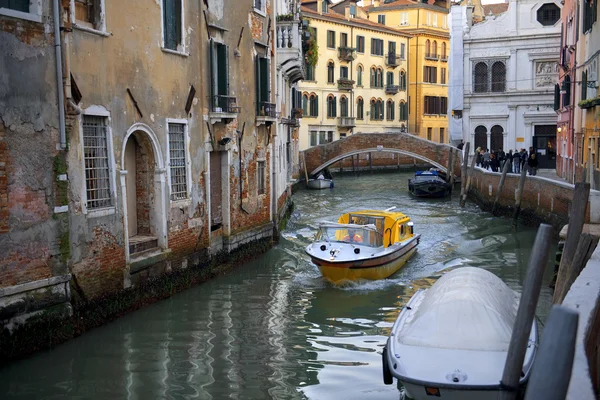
[554,83,561,111]
[255,57,270,115]
[73,0,105,31]
[357,36,365,53]
[370,67,376,87]
[583,0,597,33]
[371,38,384,56]
[441,68,446,84]
[327,95,337,118]
[426,12,432,26]
[163,0,183,51]
[168,123,188,201]
[442,42,447,59]
[424,66,437,83]
[433,14,438,27]
[210,40,231,112]
[386,100,395,120]
[340,66,349,79]
[473,62,488,93]
[357,65,363,86]
[425,40,431,56]
[327,61,335,83]
[305,60,315,81]
[357,98,364,119]
[427,127,432,141]
[432,41,437,57]
[350,4,356,17]
[399,70,407,90]
[310,94,319,116]
[386,71,394,86]
[378,14,386,25]
[322,0,328,13]
[424,96,444,114]
[582,71,588,101]
[562,75,571,107]
[340,96,348,117]
[302,94,309,116]
[400,12,408,25]
[83,115,112,209]
[537,3,560,26]
[0,0,28,12]
[400,43,406,59]
[376,68,384,88]
[310,131,317,146]
[474,126,487,150]
[440,127,445,143]
[340,32,348,48]
[319,131,326,144]
[441,97,447,114]
[253,0,264,12]
[491,125,504,151]
[370,99,384,120]
[257,161,265,195]
[491,62,506,92]
[399,101,408,120]
[327,30,336,48]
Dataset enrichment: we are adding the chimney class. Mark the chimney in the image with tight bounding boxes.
[317,0,323,14]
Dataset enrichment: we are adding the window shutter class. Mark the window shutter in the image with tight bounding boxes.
[255,57,260,114]
[315,95,319,116]
[582,71,588,101]
[333,96,337,117]
[210,39,216,110]
[260,57,269,103]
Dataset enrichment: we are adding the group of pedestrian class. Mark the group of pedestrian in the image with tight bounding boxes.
[473,146,538,175]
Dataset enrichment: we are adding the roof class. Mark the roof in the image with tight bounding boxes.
[482,3,509,16]
[300,6,414,37]
[365,0,449,13]
[338,209,411,222]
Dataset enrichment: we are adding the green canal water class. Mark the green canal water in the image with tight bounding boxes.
[0,171,556,400]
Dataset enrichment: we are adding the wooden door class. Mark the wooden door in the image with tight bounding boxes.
[210,151,222,228]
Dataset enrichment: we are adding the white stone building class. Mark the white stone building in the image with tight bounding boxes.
[449,0,561,168]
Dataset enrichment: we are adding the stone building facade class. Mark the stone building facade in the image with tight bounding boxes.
[0,0,297,332]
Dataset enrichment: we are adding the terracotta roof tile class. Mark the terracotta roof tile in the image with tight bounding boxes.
[482,3,509,16]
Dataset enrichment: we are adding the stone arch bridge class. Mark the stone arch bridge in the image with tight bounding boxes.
[301,132,463,178]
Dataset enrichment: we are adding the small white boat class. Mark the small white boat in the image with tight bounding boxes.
[383,267,538,399]
[307,178,333,190]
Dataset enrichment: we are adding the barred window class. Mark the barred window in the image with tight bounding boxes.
[257,161,265,195]
[83,115,112,209]
[474,62,488,93]
[168,123,188,200]
[491,62,506,92]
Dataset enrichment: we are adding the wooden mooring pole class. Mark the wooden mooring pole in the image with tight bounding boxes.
[446,147,454,184]
[553,182,591,304]
[459,142,470,201]
[492,158,512,215]
[302,152,309,188]
[511,167,528,227]
[369,152,372,174]
[460,150,477,207]
[500,224,553,400]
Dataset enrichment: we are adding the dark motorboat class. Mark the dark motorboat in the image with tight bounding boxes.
[408,170,452,198]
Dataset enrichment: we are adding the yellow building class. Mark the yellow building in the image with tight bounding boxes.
[364,0,450,143]
[298,0,412,150]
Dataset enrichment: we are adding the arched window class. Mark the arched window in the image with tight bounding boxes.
[491,62,506,92]
[327,61,335,83]
[370,66,376,87]
[425,40,431,57]
[340,96,348,117]
[432,41,437,57]
[327,95,337,118]
[386,99,395,120]
[474,62,488,93]
[370,98,377,121]
[309,94,318,117]
[399,101,408,121]
[491,125,504,151]
[399,70,407,91]
[386,71,394,86]
[357,97,364,120]
[474,126,487,150]
[377,67,384,88]
[442,42,447,59]
[357,65,363,86]
[302,94,309,116]
[375,99,384,120]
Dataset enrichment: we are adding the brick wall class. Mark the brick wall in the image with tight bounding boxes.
[135,135,154,236]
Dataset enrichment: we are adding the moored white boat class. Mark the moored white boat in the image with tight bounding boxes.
[307,178,334,189]
[383,267,538,399]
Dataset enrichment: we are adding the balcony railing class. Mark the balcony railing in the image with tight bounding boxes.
[337,116,356,128]
[425,53,440,61]
[385,53,405,68]
[277,20,302,50]
[276,20,305,83]
[256,101,277,118]
[337,78,355,90]
[385,85,400,94]
[212,95,240,114]
[338,46,357,62]
[281,117,300,126]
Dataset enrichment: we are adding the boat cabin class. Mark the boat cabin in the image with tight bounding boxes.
[333,210,414,248]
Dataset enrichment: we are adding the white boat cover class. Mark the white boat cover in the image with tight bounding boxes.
[397,267,518,352]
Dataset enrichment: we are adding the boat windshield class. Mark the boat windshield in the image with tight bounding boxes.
[316,225,383,248]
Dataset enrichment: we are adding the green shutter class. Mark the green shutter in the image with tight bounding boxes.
[255,57,260,114]
[315,95,319,116]
[163,0,181,50]
[217,44,229,109]
[259,57,269,103]
[210,39,216,110]
[582,71,588,101]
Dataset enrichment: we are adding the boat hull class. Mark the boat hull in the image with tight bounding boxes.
[311,238,419,283]
[402,381,512,400]
[408,180,451,198]
[307,179,333,190]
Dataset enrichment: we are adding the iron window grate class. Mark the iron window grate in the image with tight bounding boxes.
[169,123,188,201]
[83,116,112,209]
[257,161,266,195]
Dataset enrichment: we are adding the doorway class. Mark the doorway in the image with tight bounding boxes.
[210,151,223,231]
[534,125,557,169]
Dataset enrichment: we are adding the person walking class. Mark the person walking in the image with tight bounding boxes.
[527,153,538,176]
[512,149,521,173]
[506,150,513,172]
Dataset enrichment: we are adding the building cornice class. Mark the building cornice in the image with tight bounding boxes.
[301,10,413,38]
[368,4,449,14]
[464,32,561,44]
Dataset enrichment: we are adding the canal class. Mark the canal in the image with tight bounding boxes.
[0,171,556,400]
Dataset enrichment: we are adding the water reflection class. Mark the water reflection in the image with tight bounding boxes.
[0,172,555,400]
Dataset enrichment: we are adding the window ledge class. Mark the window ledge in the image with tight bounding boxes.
[86,206,116,218]
[162,47,190,57]
[253,8,266,17]
[0,8,42,23]
[73,23,111,37]
[170,198,191,208]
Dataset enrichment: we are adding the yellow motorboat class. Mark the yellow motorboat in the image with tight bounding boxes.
[305,208,420,283]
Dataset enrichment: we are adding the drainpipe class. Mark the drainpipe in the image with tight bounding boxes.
[53,0,67,149]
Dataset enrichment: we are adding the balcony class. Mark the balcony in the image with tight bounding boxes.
[337,78,355,91]
[256,101,277,126]
[385,53,405,68]
[209,95,240,124]
[337,116,356,128]
[281,117,300,127]
[441,56,448,62]
[425,53,440,61]
[276,20,305,83]
[385,85,400,94]
[338,46,357,62]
